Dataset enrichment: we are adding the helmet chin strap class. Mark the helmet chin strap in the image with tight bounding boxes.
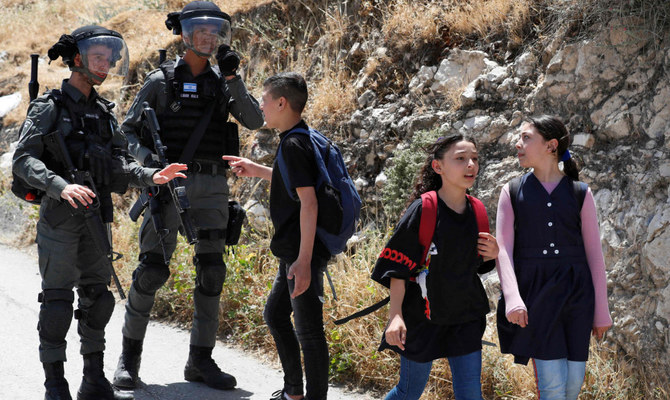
[183,34,214,59]
[71,66,106,86]
[185,42,213,59]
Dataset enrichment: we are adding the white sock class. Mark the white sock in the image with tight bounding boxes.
[284,393,292,400]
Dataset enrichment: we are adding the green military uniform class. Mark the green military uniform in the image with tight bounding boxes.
[121,56,263,347]
[114,2,264,391]
[15,24,148,400]
[13,80,158,363]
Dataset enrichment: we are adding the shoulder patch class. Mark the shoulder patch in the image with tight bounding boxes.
[18,119,34,141]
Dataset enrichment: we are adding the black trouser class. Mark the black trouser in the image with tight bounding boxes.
[263,258,329,400]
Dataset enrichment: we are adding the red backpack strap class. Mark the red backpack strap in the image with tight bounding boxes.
[419,191,438,264]
[466,194,490,233]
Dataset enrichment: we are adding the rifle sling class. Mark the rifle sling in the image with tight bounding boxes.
[177,101,217,164]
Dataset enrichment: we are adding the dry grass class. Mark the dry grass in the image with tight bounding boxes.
[0,0,270,125]
[381,0,443,49]
[306,70,357,128]
[443,0,531,45]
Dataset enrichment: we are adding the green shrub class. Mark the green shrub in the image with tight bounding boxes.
[381,129,442,217]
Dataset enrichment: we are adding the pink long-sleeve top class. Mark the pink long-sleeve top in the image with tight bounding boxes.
[495,180,613,328]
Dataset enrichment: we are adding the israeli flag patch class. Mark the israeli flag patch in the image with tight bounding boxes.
[183,83,197,93]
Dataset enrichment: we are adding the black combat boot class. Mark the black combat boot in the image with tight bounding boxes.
[43,361,72,400]
[113,336,143,389]
[77,352,134,400]
[184,345,236,390]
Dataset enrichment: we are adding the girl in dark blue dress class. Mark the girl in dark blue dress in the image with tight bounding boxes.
[372,134,499,400]
[495,116,612,400]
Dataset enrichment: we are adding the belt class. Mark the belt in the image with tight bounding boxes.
[186,161,227,176]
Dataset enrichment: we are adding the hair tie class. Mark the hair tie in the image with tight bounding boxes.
[560,149,571,162]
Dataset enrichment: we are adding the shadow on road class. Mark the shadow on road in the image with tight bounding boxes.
[135,381,258,399]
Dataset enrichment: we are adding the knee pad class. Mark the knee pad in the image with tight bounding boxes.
[75,284,115,330]
[38,289,74,343]
[194,253,226,296]
[133,253,171,295]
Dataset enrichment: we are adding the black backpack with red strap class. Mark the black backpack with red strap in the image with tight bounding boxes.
[334,191,490,325]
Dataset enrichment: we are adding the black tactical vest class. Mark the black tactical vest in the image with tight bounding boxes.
[153,60,237,164]
[41,89,115,179]
[44,89,120,222]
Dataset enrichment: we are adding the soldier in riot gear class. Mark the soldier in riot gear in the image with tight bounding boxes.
[12,25,187,400]
[113,1,264,391]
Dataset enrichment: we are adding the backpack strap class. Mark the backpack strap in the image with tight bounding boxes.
[419,191,438,265]
[334,296,390,325]
[275,127,311,201]
[572,180,587,210]
[466,194,490,234]
[335,192,437,325]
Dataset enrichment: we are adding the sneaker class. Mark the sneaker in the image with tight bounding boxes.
[270,390,286,400]
[270,389,305,400]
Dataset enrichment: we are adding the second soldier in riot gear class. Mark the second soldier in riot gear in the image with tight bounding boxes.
[12,25,187,400]
[114,1,264,391]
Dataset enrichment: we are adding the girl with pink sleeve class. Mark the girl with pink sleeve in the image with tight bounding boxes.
[495,115,612,400]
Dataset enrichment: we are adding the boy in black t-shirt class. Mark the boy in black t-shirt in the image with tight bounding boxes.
[223,72,330,400]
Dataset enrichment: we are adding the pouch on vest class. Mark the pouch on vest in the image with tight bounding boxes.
[11,173,44,204]
[225,200,246,246]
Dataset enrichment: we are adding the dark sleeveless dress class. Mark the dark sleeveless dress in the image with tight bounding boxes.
[497,173,595,365]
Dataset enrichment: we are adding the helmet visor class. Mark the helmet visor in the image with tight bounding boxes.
[77,35,129,79]
[181,16,231,57]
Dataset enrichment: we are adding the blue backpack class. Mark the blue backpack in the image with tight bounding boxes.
[276,127,362,255]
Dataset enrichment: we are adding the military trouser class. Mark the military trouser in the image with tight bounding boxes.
[122,172,229,347]
[36,199,116,363]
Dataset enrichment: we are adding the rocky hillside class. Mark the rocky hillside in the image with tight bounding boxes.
[232,0,670,378]
[1,0,669,386]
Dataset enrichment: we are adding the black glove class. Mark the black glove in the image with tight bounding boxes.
[86,139,113,187]
[216,45,240,76]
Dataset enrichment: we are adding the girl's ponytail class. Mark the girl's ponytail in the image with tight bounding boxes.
[562,155,579,181]
[529,115,581,181]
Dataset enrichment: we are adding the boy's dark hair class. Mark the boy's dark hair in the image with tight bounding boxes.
[527,115,580,181]
[406,134,477,207]
[263,72,308,113]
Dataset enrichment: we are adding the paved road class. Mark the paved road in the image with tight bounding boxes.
[0,243,374,400]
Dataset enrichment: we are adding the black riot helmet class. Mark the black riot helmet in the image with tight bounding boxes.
[48,25,129,85]
[165,1,232,58]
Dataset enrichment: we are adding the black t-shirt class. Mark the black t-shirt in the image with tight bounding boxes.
[269,120,330,262]
[371,196,493,362]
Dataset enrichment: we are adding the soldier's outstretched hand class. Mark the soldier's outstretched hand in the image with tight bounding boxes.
[152,163,188,184]
[61,184,96,208]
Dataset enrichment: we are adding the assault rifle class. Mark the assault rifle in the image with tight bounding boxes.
[42,130,126,299]
[128,102,198,263]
